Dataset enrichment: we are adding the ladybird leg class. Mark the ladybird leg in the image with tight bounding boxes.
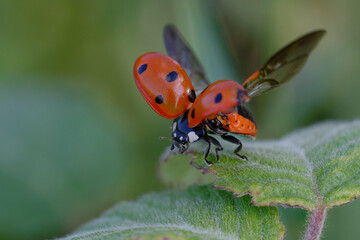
[180,143,189,154]
[170,143,175,151]
[208,136,223,162]
[203,135,213,165]
[180,144,187,154]
[221,134,248,161]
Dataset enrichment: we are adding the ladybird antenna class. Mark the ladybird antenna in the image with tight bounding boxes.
[159,136,172,142]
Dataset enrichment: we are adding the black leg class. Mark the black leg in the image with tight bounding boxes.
[208,136,223,161]
[180,143,189,154]
[221,134,248,161]
[203,135,213,165]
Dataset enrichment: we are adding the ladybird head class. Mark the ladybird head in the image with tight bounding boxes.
[170,135,189,154]
[170,111,204,154]
[171,120,190,154]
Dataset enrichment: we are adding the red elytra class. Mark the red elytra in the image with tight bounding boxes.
[133,52,195,119]
[187,80,250,128]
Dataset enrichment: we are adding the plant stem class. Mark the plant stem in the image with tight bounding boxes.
[304,205,327,240]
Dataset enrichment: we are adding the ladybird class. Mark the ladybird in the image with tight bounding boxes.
[134,24,326,164]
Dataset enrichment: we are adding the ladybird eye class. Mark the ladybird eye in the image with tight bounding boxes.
[214,93,222,103]
[166,71,178,82]
[155,95,164,104]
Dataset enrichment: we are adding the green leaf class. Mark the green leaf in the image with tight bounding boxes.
[157,150,213,189]
[165,120,360,210]
[59,186,284,240]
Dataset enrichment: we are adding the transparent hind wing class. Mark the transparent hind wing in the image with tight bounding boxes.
[164,24,210,94]
[243,30,326,98]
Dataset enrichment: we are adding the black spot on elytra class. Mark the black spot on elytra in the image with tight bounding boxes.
[214,93,222,103]
[138,64,147,74]
[188,89,196,102]
[166,71,178,82]
[191,108,195,118]
[155,95,164,104]
[237,89,245,103]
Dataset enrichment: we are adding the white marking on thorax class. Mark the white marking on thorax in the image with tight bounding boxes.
[188,131,199,143]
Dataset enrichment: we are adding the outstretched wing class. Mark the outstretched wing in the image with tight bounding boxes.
[242,30,326,98]
[164,24,210,94]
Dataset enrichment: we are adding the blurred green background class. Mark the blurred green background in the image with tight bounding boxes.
[0,0,359,239]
